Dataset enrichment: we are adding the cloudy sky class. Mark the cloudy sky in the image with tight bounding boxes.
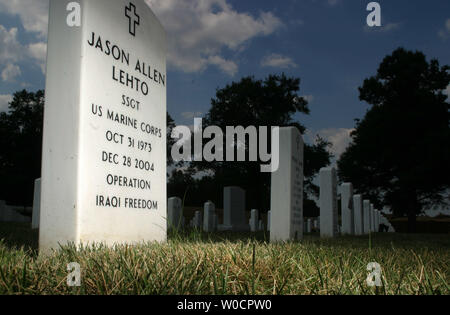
[1,0,449,158]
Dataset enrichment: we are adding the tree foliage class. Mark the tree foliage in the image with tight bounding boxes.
[0,90,44,205]
[338,48,450,232]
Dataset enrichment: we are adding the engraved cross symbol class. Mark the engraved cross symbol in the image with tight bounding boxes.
[125,2,140,37]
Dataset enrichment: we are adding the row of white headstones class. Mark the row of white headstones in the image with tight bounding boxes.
[319,168,394,237]
[166,175,394,238]
[165,127,394,240]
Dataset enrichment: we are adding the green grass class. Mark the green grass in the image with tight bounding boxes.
[0,223,448,295]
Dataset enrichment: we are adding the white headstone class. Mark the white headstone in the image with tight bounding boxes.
[341,183,354,235]
[250,209,259,232]
[203,201,215,232]
[374,210,379,232]
[378,211,381,230]
[306,219,312,233]
[40,0,167,251]
[167,197,182,229]
[319,167,338,238]
[32,178,41,229]
[193,211,202,229]
[220,186,248,231]
[270,127,304,242]
[370,204,376,232]
[363,200,371,234]
[313,218,319,230]
[258,220,264,231]
[353,195,364,235]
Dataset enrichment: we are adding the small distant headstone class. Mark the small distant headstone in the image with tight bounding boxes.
[313,218,319,230]
[340,183,354,235]
[250,209,259,232]
[378,211,382,230]
[353,195,364,235]
[258,220,264,231]
[270,127,304,242]
[306,219,312,233]
[363,200,371,234]
[203,201,215,232]
[32,178,41,229]
[374,210,379,231]
[370,204,376,232]
[320,167,338,238]
[220,186,248,231]
[167,197,182,229]
[193,211,202,229]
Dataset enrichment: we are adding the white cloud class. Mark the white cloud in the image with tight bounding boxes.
[301,95,314,104]
[364,22,401,33]
[306,128,354,159]
[207,55,238,76]
[1,0,282,76]
[146,0,282,75]
[0,94,12,113]
[1,63,21,81]
[27,42,47,73]
[181,111,203,120]
[439,19,450,39]
[0,26,23,64]
[261,53,297,69]
[0,1,49,74]
[0,0,49,38]
[0,24,47,75]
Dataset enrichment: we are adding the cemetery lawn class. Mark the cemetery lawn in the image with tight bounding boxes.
[0,223,448,295]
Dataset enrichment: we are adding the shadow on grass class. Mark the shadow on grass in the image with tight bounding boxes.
[0,222,39,254]
[169,228,450,251]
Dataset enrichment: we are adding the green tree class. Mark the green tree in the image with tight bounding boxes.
[186,74,332,211]
[0,90,44,205]
[338,48,450,232]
